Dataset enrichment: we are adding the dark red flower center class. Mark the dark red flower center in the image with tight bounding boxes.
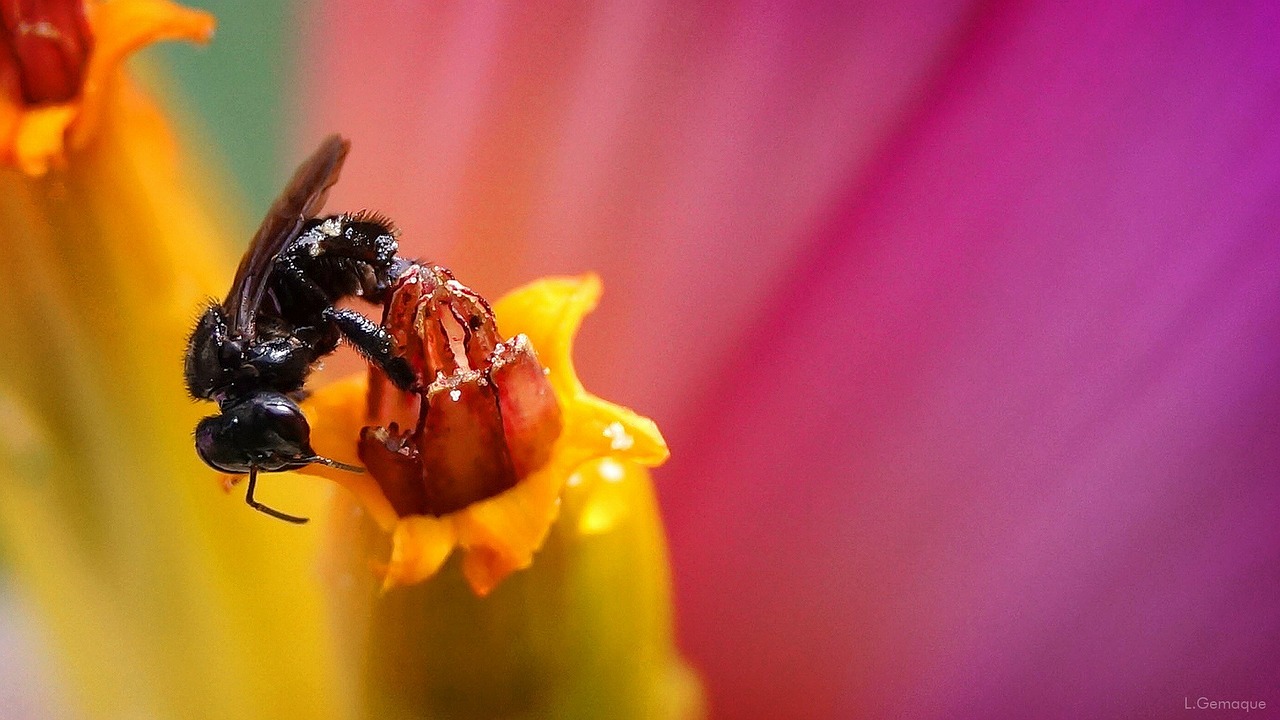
[0,0,92,105]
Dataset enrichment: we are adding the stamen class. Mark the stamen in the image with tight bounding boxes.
[359,265,563,517]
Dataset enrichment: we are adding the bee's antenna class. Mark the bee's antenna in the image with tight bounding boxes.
[245,467,310,524]
[307,455,365,474]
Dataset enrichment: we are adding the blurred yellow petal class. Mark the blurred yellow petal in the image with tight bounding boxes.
[12,103,76,174]
[574,457,633,536]
[325,453,702,719]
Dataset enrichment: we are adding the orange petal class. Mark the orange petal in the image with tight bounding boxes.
[218,473,241,493]
[380,515,457,591]
[460,546,523,597]
[451,463,565,594]
[71,0,215,149]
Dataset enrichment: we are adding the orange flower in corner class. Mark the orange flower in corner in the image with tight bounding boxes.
[300,266,669,595]
[0,0,213,175]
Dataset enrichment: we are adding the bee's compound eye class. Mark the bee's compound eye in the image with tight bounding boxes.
[195,414,251,473]
[255,394,312,451]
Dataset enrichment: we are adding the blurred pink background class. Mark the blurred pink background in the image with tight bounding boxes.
[296,2,1280,718]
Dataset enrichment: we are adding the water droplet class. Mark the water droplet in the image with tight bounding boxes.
[598,458,626,483]
[603,421,634,451]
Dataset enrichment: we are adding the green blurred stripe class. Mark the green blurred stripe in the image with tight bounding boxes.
[146,0,292,228]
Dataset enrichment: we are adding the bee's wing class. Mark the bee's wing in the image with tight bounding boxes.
[223,135,351,335]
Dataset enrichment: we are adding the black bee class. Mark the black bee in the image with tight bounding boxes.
[185,136,415,523]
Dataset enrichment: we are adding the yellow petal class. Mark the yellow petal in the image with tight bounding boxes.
[380,515,457,591]
[294,273,669,597]
[492,273,601,400]
[557,393,670,470]
[12,104,78,175]
[494,272,668,469]
[573,457,635,536]
[297,373,400,531]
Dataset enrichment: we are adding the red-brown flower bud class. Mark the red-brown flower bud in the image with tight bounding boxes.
[359,265,563,517]
[0,0,92,105]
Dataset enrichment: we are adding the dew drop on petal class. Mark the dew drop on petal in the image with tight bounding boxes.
[603,421,634,451]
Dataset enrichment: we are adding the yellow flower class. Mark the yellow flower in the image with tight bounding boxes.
[300,266,699,718]
[301,269,670,595]
[0,0,214,176]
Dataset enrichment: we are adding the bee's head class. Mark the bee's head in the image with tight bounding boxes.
[194,391,314,474]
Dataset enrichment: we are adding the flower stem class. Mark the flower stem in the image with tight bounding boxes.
[322,458,702,719]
